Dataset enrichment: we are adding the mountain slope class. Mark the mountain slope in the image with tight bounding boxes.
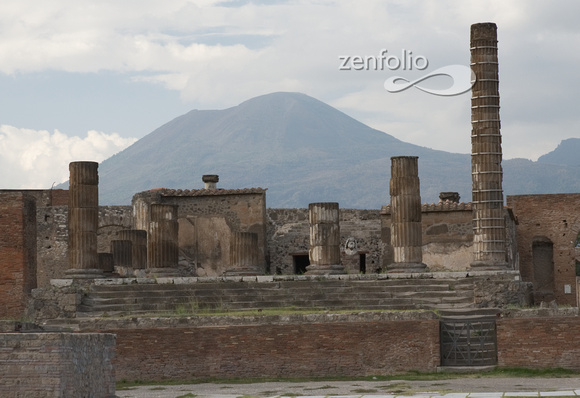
[95,92,580,208]
[537,138,580,167]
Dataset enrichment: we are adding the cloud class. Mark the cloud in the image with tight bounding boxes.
[0,0,579,162]
[0,125,136,188]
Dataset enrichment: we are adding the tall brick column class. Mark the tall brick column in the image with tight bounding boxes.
[224,232,261,276]
[66,161,103,278]
[147,204,179,276]
[470,22,508,269]
[117,229,147,269]
[305,202,345,275]
[387,156,426,273]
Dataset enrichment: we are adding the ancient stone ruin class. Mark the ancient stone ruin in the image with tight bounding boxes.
[1,21,580,395]
[470,22,508,270]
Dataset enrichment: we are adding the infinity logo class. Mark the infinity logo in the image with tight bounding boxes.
[384,65,476,96]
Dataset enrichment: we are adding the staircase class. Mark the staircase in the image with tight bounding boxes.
[76,277,475,317]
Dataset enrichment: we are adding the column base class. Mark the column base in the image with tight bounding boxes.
[469,261,510,271]
[304,264,345,275]
[386,262,428,273]
[146,268,180,277]
[64,268,104,279]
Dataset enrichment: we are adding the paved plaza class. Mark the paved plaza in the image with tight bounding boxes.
[116,377,580,398]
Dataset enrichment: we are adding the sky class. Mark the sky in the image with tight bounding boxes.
[1,0,579,189]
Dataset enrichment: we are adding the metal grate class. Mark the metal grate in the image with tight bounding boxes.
[440,318,497,366]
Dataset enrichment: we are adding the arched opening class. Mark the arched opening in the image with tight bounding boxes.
[532,236,555,303]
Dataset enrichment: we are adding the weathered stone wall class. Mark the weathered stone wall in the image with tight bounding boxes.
[0,192,36,319]
[37,206,68,288]
[133,190,268,276]
[0,332,116,398]
[105,312,439,380]
[473,274,533,308]
[97,206,133,253]
[381,203,517,272]
[507,193,580,306]
[36,205,133,287]
[497,313,580,370]
[267,208,382,274]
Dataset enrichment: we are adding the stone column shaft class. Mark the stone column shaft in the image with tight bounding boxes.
[147,204,179,276]
[305,202,345,275]
[388,156,426,273]
[111,240,132,268]
[66,161,102,278]
[470,22,507,269]
[117,229,147,269]
[225,232,261,276]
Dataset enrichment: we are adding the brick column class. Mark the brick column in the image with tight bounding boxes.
[305,202,345,275]
[470,22,508,269]
[66,161,103,278]
[224,232,261,276]
[147,204,179,276]
[387,156,426,273]
[117,229,147,269]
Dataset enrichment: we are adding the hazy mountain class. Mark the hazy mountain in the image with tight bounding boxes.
[537,138,580,167]
[93,92,580,208]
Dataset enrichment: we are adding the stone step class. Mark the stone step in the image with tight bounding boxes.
[80,294,474,315]
[439,308,500,320]
[82,288,473,307]
[76,277,477,315]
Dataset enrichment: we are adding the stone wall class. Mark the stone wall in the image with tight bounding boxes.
[0,192,36,319]
[0,332,115,398]
[497,312,580,370]
[267,208,382,274]
[133,189,267,276]
[507,194,580,306]
[97,206,133,253]
[37,206,68,288]
[381,203,517,272]
[105,312,440,380]
[36,205,133,287]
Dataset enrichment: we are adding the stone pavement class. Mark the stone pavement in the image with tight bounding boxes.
[116,377,580,398]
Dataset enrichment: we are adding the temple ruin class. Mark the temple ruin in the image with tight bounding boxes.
[1,22,580,394]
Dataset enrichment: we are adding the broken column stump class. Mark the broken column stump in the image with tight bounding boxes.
[224,231,261,276]
[305,202,345,275]
[387,156,427,273]
[65,161,103,278]
[147,204,179,277]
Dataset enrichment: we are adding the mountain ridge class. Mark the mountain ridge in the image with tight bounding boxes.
[92,92,580,208]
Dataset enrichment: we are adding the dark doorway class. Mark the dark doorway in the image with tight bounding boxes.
[292,254,309,274]
[359,253,366,274]
[532,236,555,302]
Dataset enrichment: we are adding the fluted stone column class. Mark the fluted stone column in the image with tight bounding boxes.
[470,22,508,269]
[387,156,426,273]
[305,202,345,275]
[224,232,261,276]
[147,204,179,276]
[117,229,147,269]
[66,161,103,278]
[111,240,132,268]
[98,253,114,274]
